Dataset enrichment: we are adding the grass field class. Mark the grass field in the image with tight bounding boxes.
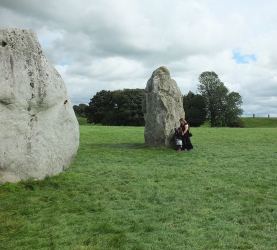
[77,116,277,128]
[0,119,276,249]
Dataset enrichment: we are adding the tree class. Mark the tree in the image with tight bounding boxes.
[73,103,88,118]
[183,91,207,127]
[86,90,114,124]
[223,92,244,127]
[197,71,243,127]
[109,89,145,126]
[86,89,145,126]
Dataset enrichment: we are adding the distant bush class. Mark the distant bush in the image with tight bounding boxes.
[73,104,88,118]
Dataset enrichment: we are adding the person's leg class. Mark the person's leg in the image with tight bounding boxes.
[182,136,188,150]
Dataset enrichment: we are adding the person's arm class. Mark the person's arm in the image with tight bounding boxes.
[182,124,188,135]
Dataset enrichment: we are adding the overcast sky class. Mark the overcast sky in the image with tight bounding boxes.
[1,0,277,117]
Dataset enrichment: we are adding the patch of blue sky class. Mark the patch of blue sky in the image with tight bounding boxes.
[232,49,257,64]
[60,61,71,66]
[39,39,51,46]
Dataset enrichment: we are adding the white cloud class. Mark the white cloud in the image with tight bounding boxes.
[1,0,277,117]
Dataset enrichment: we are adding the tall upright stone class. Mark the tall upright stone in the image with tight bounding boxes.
[0,28,79,184]
[142,66,185,148]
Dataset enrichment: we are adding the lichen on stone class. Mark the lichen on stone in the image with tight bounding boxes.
[159,66,168,72]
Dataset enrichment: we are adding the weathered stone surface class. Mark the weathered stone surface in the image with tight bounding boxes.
[142,66,185,147]
[0,29,79,183]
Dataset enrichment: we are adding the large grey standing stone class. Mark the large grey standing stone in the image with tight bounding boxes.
[142,66,185,148]
[0,29,79,184]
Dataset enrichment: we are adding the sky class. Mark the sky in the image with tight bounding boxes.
[1,0,277,117]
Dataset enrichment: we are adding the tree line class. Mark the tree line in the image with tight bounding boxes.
[75,89,145,126]
[73,71,244,127]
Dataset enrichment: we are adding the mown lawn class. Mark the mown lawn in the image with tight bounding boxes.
[0,124,276,249]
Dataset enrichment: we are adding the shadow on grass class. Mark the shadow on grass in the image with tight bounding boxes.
[116,143,148,149]
[88,143,148,150]
[87,143,177,152]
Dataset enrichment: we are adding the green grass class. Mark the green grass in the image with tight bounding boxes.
[1,123,276,249]
[241,117,277,128]
[78,116,277,128]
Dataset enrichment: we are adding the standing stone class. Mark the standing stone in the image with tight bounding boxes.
[0,29,79,184]
[142,66,185,148]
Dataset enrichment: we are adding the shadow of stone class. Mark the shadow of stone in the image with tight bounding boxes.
[88,143,147,150]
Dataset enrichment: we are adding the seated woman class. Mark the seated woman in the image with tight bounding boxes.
[174,127,183,151]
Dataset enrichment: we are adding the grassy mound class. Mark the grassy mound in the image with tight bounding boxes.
[241,117,277,128]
